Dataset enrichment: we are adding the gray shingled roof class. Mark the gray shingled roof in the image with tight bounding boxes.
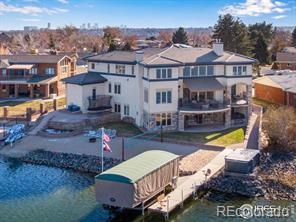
[62,72,107,85]
[87,48,164,64]
[86,44,256,66]
[269,75,296,94]
[0,54,70,64]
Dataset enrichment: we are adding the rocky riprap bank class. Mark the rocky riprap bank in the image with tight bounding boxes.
[200,151,296,201]
[20,150,121,174]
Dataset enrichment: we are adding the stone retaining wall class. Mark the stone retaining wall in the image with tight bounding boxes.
[20,150,121,174]
[48,112,121,131]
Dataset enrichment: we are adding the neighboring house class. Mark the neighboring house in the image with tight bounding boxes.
[276,47,296,70]
[253,75,296,107]
[63,42,256,131]
[0,54,76,99]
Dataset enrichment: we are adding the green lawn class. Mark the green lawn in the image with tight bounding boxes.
[252,97,278,112]
[0,98,66,117]
[99,121,142,136]
[161,127,245,147]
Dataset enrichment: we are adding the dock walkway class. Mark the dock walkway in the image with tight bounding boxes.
[148,148,233,218]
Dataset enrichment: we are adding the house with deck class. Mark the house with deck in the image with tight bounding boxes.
[0,54,76,98]
[63,42,256,131]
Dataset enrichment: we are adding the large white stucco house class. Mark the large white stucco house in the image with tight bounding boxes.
[62,42,256,131]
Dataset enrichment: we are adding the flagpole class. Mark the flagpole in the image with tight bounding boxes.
[101,127,104,173]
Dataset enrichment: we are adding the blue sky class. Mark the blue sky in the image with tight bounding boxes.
[0,0,295,30]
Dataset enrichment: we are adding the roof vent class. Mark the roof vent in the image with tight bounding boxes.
[213,39,224,56]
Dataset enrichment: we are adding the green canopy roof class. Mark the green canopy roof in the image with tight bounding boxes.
[95,150,179,184]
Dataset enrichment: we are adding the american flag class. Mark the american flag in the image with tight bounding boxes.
[103,141,112,152]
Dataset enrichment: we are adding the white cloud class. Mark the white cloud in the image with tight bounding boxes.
[219,0,289,16]
[272,14,287,19]
[54,7,69,13]
[0,2,68,15]
[19,18,40,22]
[57,0,69,4]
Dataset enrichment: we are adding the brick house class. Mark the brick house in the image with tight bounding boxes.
[276,47,296,70]
[0,54,76,98]
[253,75,296,108]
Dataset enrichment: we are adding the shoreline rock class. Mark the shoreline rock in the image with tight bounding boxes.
[199,151,296,201]
[19,150,121,175]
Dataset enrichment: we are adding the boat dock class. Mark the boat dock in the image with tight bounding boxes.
[148,148,233,219]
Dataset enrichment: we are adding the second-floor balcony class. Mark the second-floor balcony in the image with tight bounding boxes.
[179,99,230,113]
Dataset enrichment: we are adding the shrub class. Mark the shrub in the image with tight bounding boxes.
[264,106,296,151]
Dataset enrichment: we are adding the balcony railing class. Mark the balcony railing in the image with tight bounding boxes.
[0,74,32,81]
[179,99,230,112]
[88,95,112,111]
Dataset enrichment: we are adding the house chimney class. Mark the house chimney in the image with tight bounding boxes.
[213,39,224,56]
[135,51,144,62]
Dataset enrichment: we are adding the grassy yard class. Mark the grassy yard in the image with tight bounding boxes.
[0,98,66,117]
[99,121,142,136]
[252,97,278,112]
[161,127,245,147]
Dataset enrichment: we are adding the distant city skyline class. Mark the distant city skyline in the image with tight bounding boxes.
[0,0,295,31]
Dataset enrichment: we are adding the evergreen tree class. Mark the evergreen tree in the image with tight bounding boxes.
[108,40,117,52]
[172,27,188,44]
[248,22,273,64]
[212,14,253,56]
[122,42,131,51]
[251,32,270,64]
[292,27,296,47]
[48,33,55,49]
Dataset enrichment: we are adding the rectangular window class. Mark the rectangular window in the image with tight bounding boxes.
[92,88,96,99]
[183,67,190,77]
[115,65,125,74]
[132,65,135,75]
[238,66,242,75]
[233,66,237,75]
[161,69,167,79]
[167,69,172,78]
[124,104,130,116]
[161,92,167,103]
[156,90,172,104]
[191,67,198,76]
[156,92,161,104]
[108,83,112,93]
[199,66,206,76]
[91,63,95,69]
[155,113,172,127]
[144,88,148,103]
[156,114,161,126]
[107,64,110,73]
[207,91,214,100]
[242,66,247,75]
[167,113,172,126]
[114,103,121,113]
[167,91,172,103]
[45,68,55,75]
[114,83,121,94]
[29,68,37,75]
[207,66,214,75]
[2,69,7,76]
[156,69,161,79]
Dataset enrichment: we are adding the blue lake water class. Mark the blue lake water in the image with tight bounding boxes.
[0,156,295,222]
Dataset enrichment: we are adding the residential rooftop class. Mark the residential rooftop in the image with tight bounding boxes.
[0,54,71,64]
[62,71,107,85]
[86,44,256,66]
